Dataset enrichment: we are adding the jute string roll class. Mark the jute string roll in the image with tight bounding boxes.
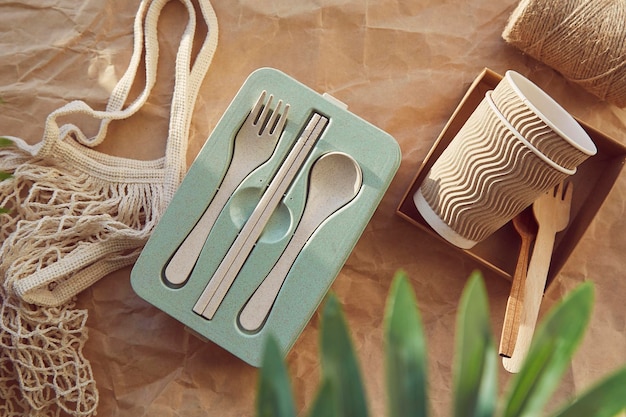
[503,0,626,107]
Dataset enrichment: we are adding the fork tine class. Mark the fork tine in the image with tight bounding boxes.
[562,181,573,202]
[549,181,564,198]
[249,90,267,123]
[254,93,274,128]
[272,103,289,135]
[267,101,289,135]
[265,99,283,133]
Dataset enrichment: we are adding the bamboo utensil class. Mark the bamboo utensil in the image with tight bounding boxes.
[193,113,328,319]
[499,207,537,358]
[503,181,573,373]
[164,91,289,287]
[238,152,362,332]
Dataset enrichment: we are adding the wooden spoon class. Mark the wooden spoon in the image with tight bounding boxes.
[499,207,537,358]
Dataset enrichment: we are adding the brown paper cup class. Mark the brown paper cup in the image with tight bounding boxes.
[491,70,597,170]
[415,91,575,249]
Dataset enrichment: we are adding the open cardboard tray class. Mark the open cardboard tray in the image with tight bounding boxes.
[397,68,626,286]
[132,68,400,366]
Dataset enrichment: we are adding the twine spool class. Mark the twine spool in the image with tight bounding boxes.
[503,0,626,107]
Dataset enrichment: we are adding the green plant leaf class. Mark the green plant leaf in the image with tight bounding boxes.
[256,336,296,417]
[308,377,340,417]
[550,367,626,417]
[0,137,11,190]
[384,270,428,417]
[453,271,497,417]
[502,282,594,417]
[319,293,369,417]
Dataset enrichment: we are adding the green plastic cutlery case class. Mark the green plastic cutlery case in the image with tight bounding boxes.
[131,68,400,366]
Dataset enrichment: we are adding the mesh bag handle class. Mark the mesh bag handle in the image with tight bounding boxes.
[1,0,218,306]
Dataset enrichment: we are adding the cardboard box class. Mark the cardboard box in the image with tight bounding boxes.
[397,68,626,286]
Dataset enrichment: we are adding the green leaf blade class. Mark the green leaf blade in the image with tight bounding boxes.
[308,377,340,417]
[503,282,595,417]
[256,336,296,417]
[0,137,12,190]
[319,293,369,417]
[550,367,626,417]
[384,270,429,417]
[453,271,497,417]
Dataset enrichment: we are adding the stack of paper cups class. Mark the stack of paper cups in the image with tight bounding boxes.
[415,70,596,249]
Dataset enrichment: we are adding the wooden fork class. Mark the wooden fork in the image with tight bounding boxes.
[503,181,573,373]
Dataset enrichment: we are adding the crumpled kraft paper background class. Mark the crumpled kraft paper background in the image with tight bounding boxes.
[1,0,625,416]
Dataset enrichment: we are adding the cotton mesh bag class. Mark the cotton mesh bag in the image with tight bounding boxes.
[0,0,218,415]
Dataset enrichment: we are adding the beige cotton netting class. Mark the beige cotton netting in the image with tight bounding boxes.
[0,0,218,415]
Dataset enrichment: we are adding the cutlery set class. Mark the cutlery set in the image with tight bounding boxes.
[189,109,330,320]
[501,181,573,373]
[132,67,576,370]
[131,68,401,366]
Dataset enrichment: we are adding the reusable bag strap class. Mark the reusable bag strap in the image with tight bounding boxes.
[25,0,218,201]
[0,0,218,306]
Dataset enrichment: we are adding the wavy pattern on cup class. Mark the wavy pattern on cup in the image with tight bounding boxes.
[426,100,500,191]
[419,96,571,244]
[456,147,565,241]
[430,100,517,221]
[491,71,595,169]
[492,86,590,169]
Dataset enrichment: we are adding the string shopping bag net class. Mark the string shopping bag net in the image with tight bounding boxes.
[0,0,218,415]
